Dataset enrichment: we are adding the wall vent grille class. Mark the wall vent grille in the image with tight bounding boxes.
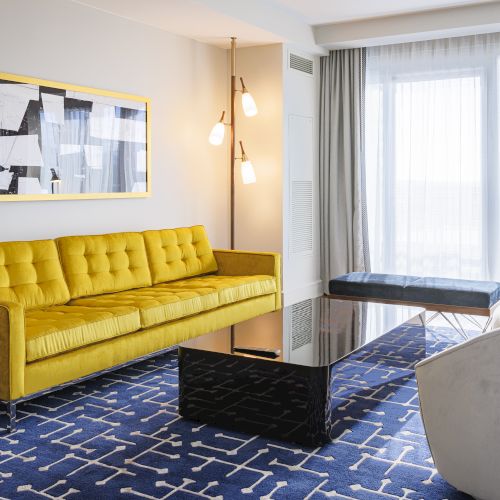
[291,180,313,254]
[292,299,313,350]
[289,53,313,75]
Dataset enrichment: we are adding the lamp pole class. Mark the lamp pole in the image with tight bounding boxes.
[208,36,257,248]
[230,37,236,250]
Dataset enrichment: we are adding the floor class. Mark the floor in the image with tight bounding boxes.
[0,323,474,499]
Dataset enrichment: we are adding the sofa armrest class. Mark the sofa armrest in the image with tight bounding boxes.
[415,329,500,499]
[213,249,281,309]
[0,301,25,401]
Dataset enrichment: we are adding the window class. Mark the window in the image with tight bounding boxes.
[365,35,500,280]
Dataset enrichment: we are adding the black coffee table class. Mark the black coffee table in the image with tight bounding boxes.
[178,297,423,446]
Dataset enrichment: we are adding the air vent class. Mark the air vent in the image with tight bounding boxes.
[289,53,313,75]
[291,299,313,350]
[291,180,313,254]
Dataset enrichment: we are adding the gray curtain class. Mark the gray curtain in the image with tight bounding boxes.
[319,48,370,292]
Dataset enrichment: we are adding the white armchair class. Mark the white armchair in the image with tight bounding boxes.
[415,328,500,500]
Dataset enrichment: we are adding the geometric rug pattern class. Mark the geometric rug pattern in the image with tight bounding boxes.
[0,324,473,499]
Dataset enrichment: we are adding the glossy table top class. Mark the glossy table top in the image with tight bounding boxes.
[180,297,424,368]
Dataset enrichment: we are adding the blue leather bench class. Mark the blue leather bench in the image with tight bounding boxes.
[329,272,500,315]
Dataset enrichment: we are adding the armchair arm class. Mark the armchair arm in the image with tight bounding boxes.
[213,249,281,309]
[415,329,500,499]
[0,301,25,401]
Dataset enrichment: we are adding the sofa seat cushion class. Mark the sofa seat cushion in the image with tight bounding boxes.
[154,275,277,306]
[26,306,141,362]
[70,287,219,328]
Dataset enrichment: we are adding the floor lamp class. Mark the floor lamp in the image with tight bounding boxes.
[209,37,258,249]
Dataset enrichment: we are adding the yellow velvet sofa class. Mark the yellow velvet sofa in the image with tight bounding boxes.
[0,225,281,430]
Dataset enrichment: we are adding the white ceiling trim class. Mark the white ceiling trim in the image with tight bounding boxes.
[271,0,496,26]
[314,2,500,49]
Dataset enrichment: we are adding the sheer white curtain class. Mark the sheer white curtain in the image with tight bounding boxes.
[365,34,500,280]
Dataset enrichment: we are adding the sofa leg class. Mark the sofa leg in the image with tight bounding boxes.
[6,401,16,433]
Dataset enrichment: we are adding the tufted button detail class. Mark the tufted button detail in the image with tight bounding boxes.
[143,226,218,284]
[0,240,70,309]
[70,285,220,329]
[57,232,152,299]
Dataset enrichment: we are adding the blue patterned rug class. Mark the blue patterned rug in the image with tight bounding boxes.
[0,324,473,499]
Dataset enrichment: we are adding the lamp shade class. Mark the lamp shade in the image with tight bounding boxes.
[241,160,256,184]
[208,121,225,145]
[242,91,258,117]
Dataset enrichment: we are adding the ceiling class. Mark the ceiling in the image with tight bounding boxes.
[70,0,284,47]
[70,0,499,51]
[271,0,497,25]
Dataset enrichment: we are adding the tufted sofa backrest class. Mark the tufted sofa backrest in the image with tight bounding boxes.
[143,226,218,284]
[0,240,70,309]
[56,232,152,299]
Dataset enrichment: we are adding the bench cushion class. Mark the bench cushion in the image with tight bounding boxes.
[143,226,218,284]
[330,272,500,309]
[26,305,141,362]
[405,277,500,308]
[329,272,419,301]
[70,287,220,328]
[154,275,278,306]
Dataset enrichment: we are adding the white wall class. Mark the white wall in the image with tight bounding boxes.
[0,0,229,245]
[234,44,283,253]
[282,45,322,305]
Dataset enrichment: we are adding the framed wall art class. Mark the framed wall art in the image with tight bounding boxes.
[0,72,151,201]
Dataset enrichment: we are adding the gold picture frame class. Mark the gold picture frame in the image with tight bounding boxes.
[0,72,151,201]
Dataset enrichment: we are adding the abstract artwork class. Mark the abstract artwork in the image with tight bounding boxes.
[0,72,150,200]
